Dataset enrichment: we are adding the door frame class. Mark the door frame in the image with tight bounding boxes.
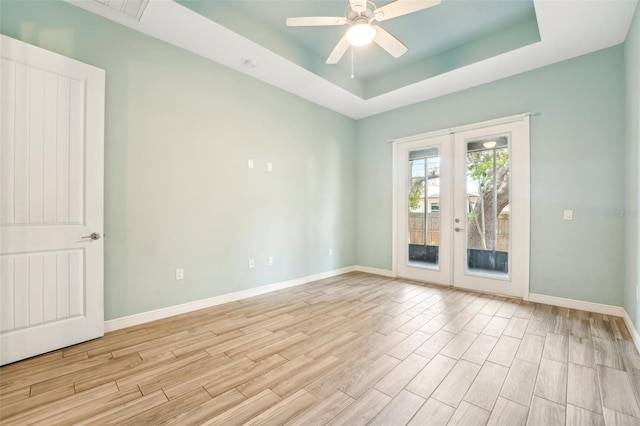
[392,113,530,299]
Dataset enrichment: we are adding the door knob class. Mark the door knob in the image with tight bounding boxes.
[455,227,464,232]
[82,232,101,240]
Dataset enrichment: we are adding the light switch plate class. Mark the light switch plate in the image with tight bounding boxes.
[563,210,573,220]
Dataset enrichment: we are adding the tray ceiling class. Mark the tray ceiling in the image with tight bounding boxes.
[70,0,638,118]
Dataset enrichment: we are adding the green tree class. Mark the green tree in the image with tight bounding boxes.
[467,149,509,250]
[409,178,424,211]
[409,168,439,211]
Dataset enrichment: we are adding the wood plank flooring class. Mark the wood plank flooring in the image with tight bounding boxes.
[1,272,639,425]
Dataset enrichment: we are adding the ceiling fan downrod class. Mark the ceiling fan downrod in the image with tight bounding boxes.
[351,47,355,79]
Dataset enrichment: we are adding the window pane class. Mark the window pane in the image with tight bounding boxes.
[465,136,510,277]
[408,147,440,268]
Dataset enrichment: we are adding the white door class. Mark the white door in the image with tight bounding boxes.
[396,134,453,286]
[0,35,105,365]
[395,115,529,298]
[452,121,530,297]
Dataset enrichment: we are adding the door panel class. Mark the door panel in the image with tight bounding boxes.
[396,135,452,286]
[0,35,105,365]
[453,121,529,297]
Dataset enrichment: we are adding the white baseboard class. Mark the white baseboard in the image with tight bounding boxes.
[528,293,624,317]
[353,265,395,277]
[104,266,355,332]
[516,293,640,353]
[622,309,640,352]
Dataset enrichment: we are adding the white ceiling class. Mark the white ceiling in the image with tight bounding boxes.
[68,0,638,119]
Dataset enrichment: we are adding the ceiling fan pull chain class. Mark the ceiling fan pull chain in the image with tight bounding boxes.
[351,47,355,79]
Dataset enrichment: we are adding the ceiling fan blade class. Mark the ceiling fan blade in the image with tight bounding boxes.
[326,35,351,64]
[374,0,441,22]
[286,16,347,27]
[373,25,408,58]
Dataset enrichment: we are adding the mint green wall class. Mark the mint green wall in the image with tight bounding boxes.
[0,1,357,320]
[624,5,640,329]
[356,47,626,306]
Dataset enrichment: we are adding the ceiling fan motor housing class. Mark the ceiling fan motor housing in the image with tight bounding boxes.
[346,1,377,22]
[351,0,368,13]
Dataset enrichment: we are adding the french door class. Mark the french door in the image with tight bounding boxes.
[394,115,530,298]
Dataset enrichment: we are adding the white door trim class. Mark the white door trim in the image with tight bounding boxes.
[392,113,530,300]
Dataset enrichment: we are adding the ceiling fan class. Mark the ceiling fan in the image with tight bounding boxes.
[286,0,441,65]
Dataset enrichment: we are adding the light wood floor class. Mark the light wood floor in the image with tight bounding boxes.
[1,272,640,425]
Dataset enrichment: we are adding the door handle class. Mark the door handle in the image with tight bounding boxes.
[455,227,464,232]
[82,232,101,240]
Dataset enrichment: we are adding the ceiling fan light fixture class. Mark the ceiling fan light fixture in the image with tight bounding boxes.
[483,141,497,148]
[346,22,376,46]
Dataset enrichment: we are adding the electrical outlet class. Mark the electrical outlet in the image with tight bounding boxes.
[563,209,573,220]
[328,248,333,257]
[267,162,273,172]
[267,256,273,266]
[248,258,254,269]
[175,268,184,280]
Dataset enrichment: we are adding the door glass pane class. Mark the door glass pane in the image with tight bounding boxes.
[465,136,510,278]
[408,147,440,268]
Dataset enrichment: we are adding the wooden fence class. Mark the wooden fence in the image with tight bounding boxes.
[409,212,509,251]
[409,213,440,246]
